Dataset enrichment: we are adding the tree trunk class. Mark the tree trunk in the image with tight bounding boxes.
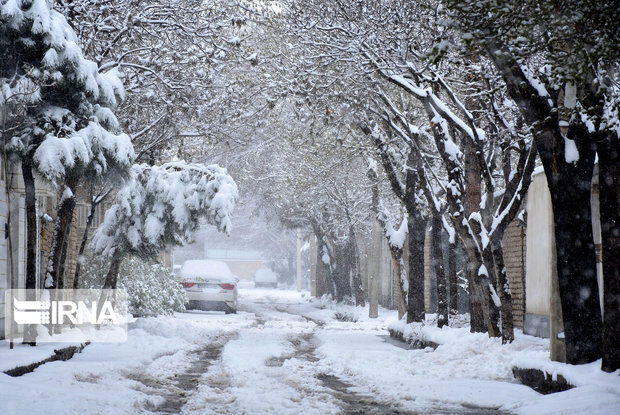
[472,258,501,337]
[73,201,97,289]
[310,221,337,299]
[348,233,365,307]
[368,168,381,318]
[485,42,601,364]
[314,240,329,297]
[598,138,620,372]
[432,214,448,328]
[102,250,123,290]
[491,238,515,343]
[406,210,426,323]
[402,149,425,323]
[375,212,407,318]
[549,158,601,363]
[97,250,124,321]
[47,177,78,290]
[463,140,488,332]
[389,252,407,319]
[481,247,502,337]
[448,240,458,316]
[58,235,70,290]
[467,269,486,332]
[21,159,37,345]
[332,244,352,302]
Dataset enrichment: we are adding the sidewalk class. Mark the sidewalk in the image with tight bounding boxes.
[388,316,620,415]
[0,325,108,374]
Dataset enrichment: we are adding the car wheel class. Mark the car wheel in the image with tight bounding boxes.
[225,307,237,314]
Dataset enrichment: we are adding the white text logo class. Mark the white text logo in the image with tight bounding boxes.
[13,298,119,325]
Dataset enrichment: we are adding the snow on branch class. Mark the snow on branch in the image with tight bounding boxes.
[376,207,408,250]
[91,162,238,258]
[34,115,134,182]
[2,0,133,182]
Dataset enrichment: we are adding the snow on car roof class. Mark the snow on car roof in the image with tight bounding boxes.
[180,259,234,280]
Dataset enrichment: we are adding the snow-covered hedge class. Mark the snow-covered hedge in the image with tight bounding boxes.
[79,253,186,317]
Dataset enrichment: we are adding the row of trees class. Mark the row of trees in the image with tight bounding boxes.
[444,0,619,372]
[226,0,535,346]
[184,0,618,372]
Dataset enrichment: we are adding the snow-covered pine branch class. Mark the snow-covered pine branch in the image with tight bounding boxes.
[91,162,238,259]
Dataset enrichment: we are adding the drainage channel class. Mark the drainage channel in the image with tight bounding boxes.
[4,342,90,377]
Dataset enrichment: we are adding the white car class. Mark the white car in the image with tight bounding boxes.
[178,259,238,314]
[254,267,278,288]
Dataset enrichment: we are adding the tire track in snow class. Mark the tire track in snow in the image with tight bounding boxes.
[126,332,237,414]
[279,329,417,414]
[182,304,338,414]
[251,303,413,414]
[272,305,506,415]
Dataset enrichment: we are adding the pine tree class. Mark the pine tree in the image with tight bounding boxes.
[1,0,134,343]
[90,162,238,289]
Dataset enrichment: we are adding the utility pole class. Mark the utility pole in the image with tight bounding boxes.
[310,235,317,296]
[369,217,381,318]
[296,229,302,291]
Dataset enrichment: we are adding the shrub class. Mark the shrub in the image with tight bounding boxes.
[79,253,186,316]
[333,310,358,322]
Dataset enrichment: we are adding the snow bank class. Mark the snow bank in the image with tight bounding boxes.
[384,318,620,413]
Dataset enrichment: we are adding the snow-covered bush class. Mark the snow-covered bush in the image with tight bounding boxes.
[333,310,358,323]
[79,253,186,317]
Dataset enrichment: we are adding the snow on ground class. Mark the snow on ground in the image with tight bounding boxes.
[184,320,338,415]
[1,287,619,414]
[0,312,255,414]
[387,317,620,414]
[314,325,540,412]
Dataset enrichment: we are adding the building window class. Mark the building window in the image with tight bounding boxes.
[76,203,106,229]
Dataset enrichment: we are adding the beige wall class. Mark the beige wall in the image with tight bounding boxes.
[0,162,28,338]
[225,260,268,280]
[525,171,554,317]
[0,159,10,334]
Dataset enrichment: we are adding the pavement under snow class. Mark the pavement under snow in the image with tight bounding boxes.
[1,287,619,414]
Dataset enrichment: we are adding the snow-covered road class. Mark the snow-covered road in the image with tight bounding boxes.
[144,289,513,415]
[2,287,619,414]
